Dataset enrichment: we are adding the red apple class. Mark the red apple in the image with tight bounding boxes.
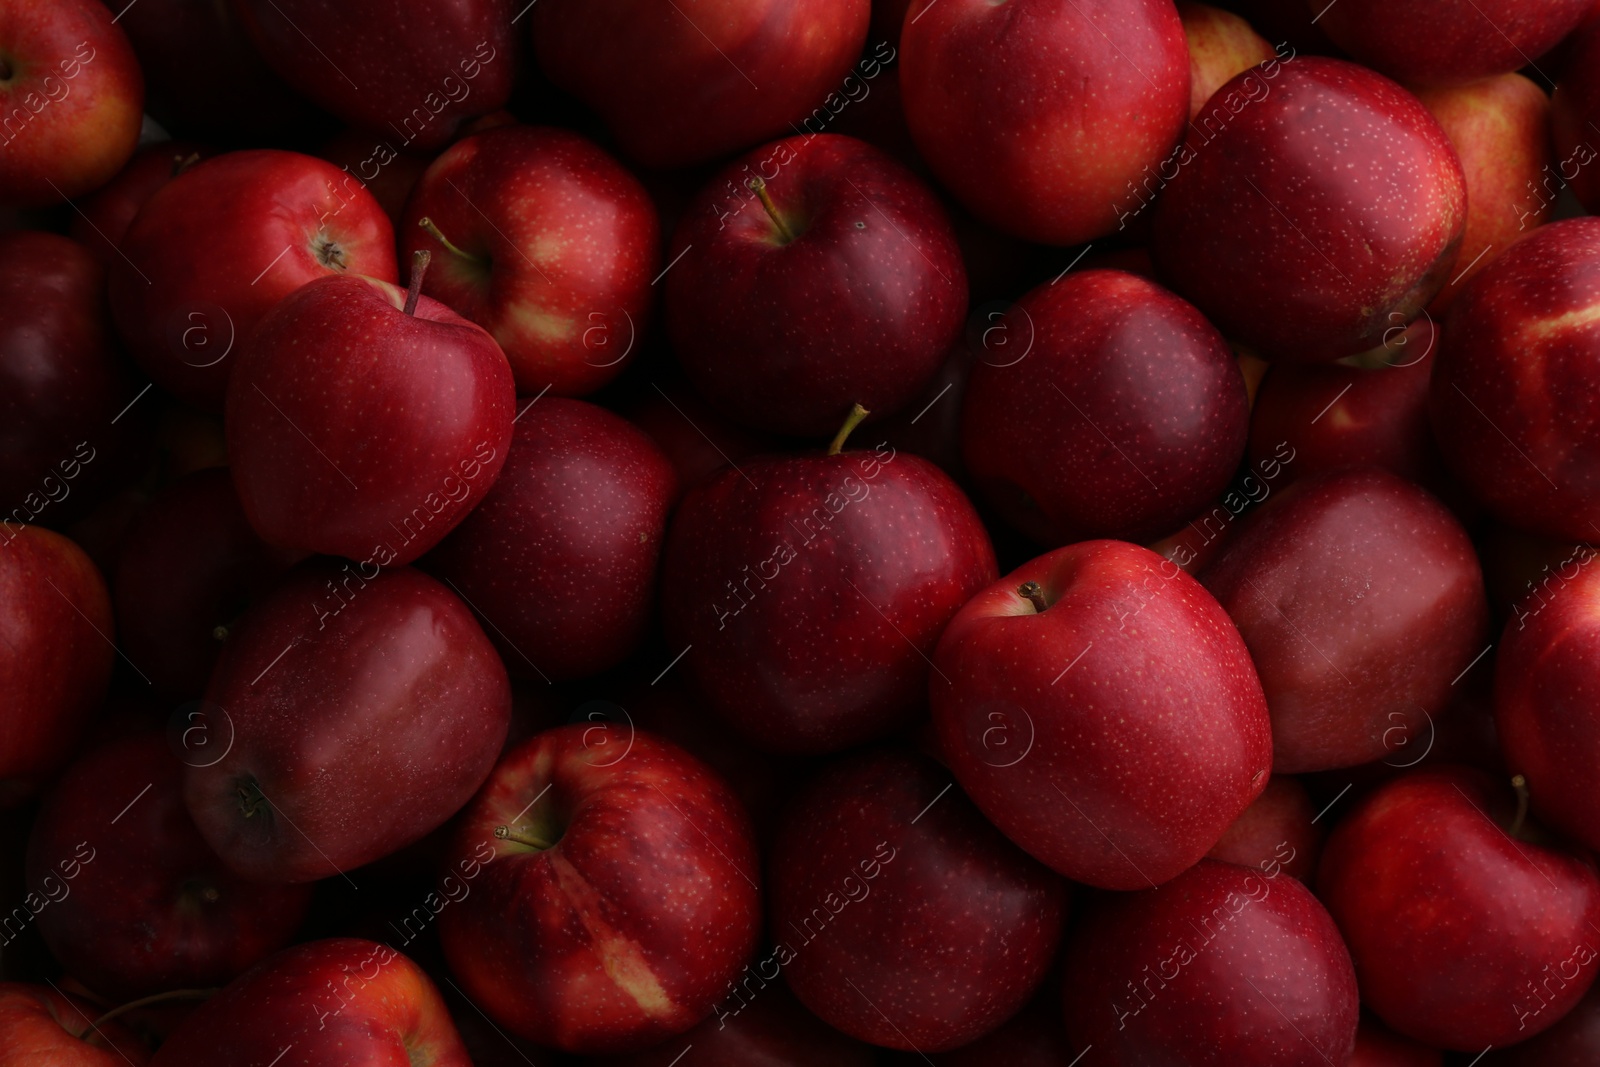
[666,133,966,436]
[660,423,996,753]
[26,732,312,999]
[0,0,141,207]
[401,125,659,398]
[1351,1018,1444,1066]
[1430,218,1600,542]
[422,397,675,682]
[1061,858,1359,1065]
[901,0,1190,246]
[1178,1,1276,120]
[1206,775,1323,880]
[184,561,510,882]
[0,523,112,808]
[931,540,1272,889]
[1317,766,1600,1049]
[1553,21,1600,214]
[437,725,762,1053]
[0,983,150,1066]
[108,149,398,410]
[231,0,518,150]
[1316,0,1590,85]
[893,992,1076,1066]
[68,141,206,265]
[1152,57,1467,361]
[531,0,869,168]
[1485,982,1600,1064]
[768,748,1066,1051]
[150,938,472,1065]
[225,260,515,566]
[960,269,1250,546]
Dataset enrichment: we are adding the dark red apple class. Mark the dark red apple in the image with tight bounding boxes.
[931,540,1272,889]
[893,993,1077,1066]
[660,424,996,753]
[1485,982,1600,1064]
[231,0,517,150]
[960,268,1250,546]
[1061,858,1359,1065]
[1351,1018,1443,1066]
[1152,57,1467,361]
[1431,218,1600,542]
[532,0,869,168]
[1553,21,1600,214]
[27,732,312,999]
[225,261,515,566]
[1317,766,1600,1049]
[402,125,659,397]
[1206,775,1323,880]
[109,149,398,411]
[1200,468,1488,772]
[150,938,472,1065]
[901,0,1190,246]
[68,141,206,265]
[768,748,1066,1051]
[623,380,775,504]
[0,523,112,808]
[0,0,141,207]
[437,725,762,1053]
[666,133,966,436]
[1316,0,1590,85]
[423,397,675,682]
[184,561,510,882]
[0,983,150,1066]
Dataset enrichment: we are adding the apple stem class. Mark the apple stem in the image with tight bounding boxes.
[87,988,217,1035]
[1018,581,1049,613]
[173,151,202,177]
[495,825,554,850]
[747,177,796,244]
[1510,774,1530,839]
[417,216,487,266]
[827,403,871,456]
[404,250,431,316]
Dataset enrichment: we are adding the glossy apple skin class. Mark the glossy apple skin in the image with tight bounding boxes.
[532,0,868,169]
[1206,775,1323,880]
[931,540,1272,890]
[1554,22,1600,214]
[27,732,312,1000]
[1317,766,1600,1049]
[1153,57,1467,361]
[1495,558,1600,853]
[1178,1,1275,120]
[1416,74,1553,311]
[231,0,517,150]
[184,562,510,882]
[402,126,659,398]
[901,0,1189,246]
[769,749,1066,1051]
[113,468,300,697]
[660,444,996,754]
[1430,219,1600,541]
[1062,859,1359,1066]
[1351,1019,1443,1067]
[109,150,397,410]
[1200,468,1488,773]
[0,983,150,1066]
[68,142,206,265]
[960,269,1249,546]
[0,524,112,808]
[666,134,965,437]
[151,938,472,1066]
[1316,0,1590,85]
[226,274,515,566]
[423,398,675,682]
[0,0,141,206]
[1485,982,1600,1065]
[438,726,762,1054]
[0,231,147,524]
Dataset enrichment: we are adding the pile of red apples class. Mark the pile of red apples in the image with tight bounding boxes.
[8,0,1600,1063]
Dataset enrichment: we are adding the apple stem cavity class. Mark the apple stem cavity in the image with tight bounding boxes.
[1510,774,1530,839]
[1018,581,1049,613]
[495,824,555,851]
[89,988,218,1034]
[747,177,796,244]
[404,249,431,317]
[417,216,488,266]
[827,403,872,456]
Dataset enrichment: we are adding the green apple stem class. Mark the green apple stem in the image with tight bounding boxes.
[404,250,431,316]
[88,988,218,1035]
[1018,581,1049,613]
[417,216,488,266]
[1510,774,1530,839]
[747,177,796,244]
[826,403,871,456]
[495,825,554,850]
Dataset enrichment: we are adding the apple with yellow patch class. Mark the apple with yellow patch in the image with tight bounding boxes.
[1177,1,1276,121]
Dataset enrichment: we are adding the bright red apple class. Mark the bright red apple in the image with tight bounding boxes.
[901,0,1190,246]
[1178,1,1276,120]
[184,561,511,882]
[402,125,659,398]
[1206,775,1323,880]
[437,725,762,1053]
[1315,0,1590,85]
[931,539,1272,889]
[0,983,150,1066]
